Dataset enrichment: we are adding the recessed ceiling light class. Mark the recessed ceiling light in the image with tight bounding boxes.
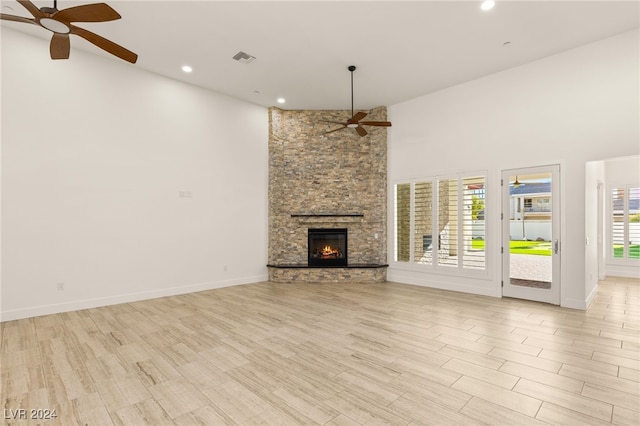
[277,98,286,104]
[481,0,495,11]
[182,65,193,73]
[503,41,512,47]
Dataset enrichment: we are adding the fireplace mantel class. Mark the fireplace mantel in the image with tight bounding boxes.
[290,213,364,218]
[290,215,365,225]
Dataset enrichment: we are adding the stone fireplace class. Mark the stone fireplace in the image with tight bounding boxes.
[267,107,388,283]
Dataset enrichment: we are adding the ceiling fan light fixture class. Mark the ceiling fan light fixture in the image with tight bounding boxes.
[39,17,70,33]
[1,0,138,63]
[346,123,359,128]
[513,176,521,188]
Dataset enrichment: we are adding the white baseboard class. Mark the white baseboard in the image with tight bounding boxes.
[584,282,599,309]
[605,264,640,279]
[560,296,587,311]
[388,269,593,310]
[387,270,501,298]
[0,274,268,322]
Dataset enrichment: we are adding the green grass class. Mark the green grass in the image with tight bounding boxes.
[470,240,640,259]
[471,240,552,256]
[613,245,640,259]
[509,240,552,256]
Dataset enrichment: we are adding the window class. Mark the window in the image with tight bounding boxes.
[394,173,486,273]
[610,186,640,261]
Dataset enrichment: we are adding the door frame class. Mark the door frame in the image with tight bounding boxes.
[501,164,561,305]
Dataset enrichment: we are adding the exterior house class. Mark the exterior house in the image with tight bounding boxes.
[509,181,552,241]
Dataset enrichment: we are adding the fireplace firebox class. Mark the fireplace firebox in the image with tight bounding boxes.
[308,228,347,267]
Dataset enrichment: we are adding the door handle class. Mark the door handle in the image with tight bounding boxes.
[554,240,559,254]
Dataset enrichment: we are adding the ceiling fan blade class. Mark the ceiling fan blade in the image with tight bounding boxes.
[0,13,37,25]
[326,126,346,134]
[50,33,70,59]
[70,25,138,63]
[360,121,392,127]
[16,0,43,18]
[351,111,368,122]
[54,3,121,23]
[356,126,368,137]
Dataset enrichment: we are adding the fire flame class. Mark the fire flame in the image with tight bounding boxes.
[321,245,339,257]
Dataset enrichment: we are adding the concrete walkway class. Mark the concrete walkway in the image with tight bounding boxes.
[510,253,552,283]
[418,251,552,283]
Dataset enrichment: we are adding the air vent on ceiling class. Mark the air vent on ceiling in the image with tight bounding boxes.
[232,51,256,64]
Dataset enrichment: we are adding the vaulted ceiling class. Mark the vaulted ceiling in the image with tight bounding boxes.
[1,1,638,110]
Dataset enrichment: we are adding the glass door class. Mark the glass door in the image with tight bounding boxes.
[502,165,560,304]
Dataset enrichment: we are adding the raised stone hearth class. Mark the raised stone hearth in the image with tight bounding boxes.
[268,264,387,283]
[268,107,388,283]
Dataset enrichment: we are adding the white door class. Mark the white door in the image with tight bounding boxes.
[502,165,560,304]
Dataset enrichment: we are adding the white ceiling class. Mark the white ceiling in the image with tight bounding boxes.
[2,0,639,110]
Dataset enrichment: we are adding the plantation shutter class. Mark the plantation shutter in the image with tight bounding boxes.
[394,183,411,262]
[414,181,433,264]
[463,176,485,270]
[630,188,640,259]
[438,179,458,267]
[392,171,488,276]
[611,187,626,259]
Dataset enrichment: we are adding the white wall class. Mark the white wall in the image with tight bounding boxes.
[1,29,269,321]
[585,159,605,305]
[387,29,640,309]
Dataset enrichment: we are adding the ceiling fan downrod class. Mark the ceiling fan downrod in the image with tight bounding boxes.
[320,64,391,137]
[42,0,58,14]
[349,65,356,118]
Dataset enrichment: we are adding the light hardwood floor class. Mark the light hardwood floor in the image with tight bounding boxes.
[2,276,639,425]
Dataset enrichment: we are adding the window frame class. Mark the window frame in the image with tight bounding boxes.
[608,185,639,265]
[392,171,489,278]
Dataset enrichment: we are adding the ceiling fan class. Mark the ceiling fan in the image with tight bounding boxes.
[511,176,525,188]
[0,0,137,63]
[322,65,392,137]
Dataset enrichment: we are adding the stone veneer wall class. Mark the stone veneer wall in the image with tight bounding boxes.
[268,106,388,281]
